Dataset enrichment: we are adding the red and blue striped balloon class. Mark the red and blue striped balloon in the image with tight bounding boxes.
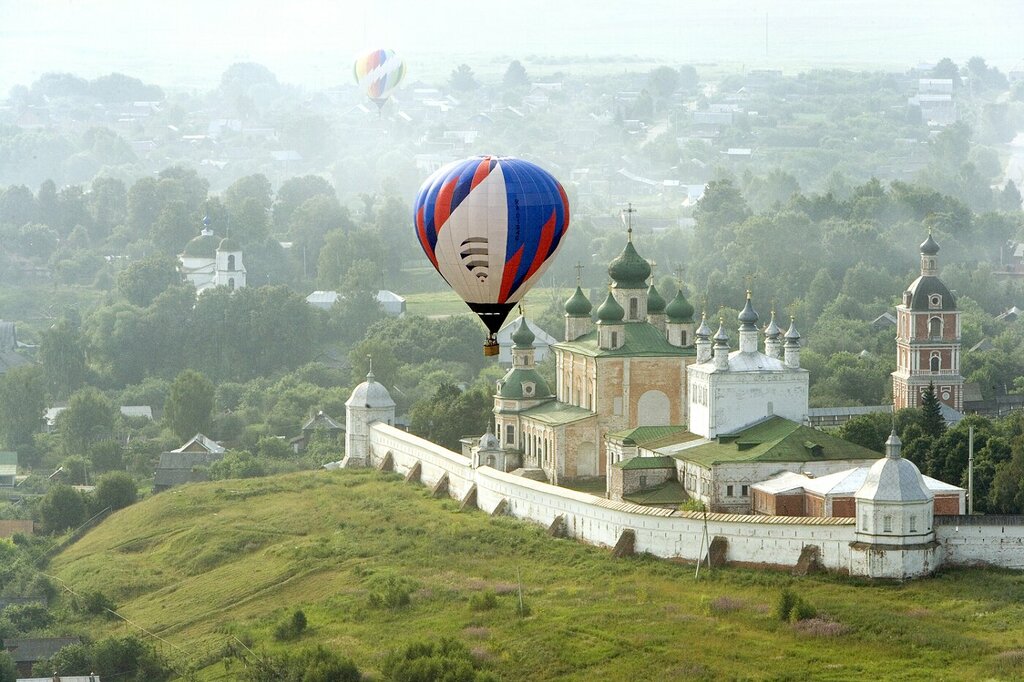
[414,156,570,345]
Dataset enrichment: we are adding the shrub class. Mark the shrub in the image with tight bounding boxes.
[792,617,850,637]
[367,576,413,610]
[274,609,308,641]
[469,590,498,612]
[381,637,497,682]
[776,588,816,622]
[81,590,117,618]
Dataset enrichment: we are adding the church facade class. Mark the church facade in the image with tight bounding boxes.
[892,232,963,410]
[492,235,698,484]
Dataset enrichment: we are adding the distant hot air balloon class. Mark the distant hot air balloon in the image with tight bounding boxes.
[353,48,406,112]
[414,156,571,355]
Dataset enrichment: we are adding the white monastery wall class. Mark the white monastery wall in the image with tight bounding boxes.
[935,517,1024,569]
[367,424,856,571]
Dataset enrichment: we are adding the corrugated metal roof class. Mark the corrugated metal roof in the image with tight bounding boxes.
[615,455,675,470]
[671,416,880,466]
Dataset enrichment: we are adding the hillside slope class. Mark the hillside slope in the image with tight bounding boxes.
[52,470,1024,680]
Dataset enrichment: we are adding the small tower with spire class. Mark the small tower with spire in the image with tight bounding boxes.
[763,309,782,359]
[564,263,593,342]
[344,360,397,467]
[783,317,802,369]
[737,291,759,353]
[694,312,712,363]
[713,318,730,371]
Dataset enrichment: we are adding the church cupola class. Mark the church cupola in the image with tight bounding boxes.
[885,427,902,459]
[607,206,651,321]
[695,312,713,363]
[646,282,666,331]
[665,287,695,348]
[713,318,730,370]
[597,289,625,350]
[763,309,782,359]
[920,230,940,277]
[215,236,246,291]
[784,317,801,369]
[564,264,594,342]
[737,291,759,353]
[511,317,537,369]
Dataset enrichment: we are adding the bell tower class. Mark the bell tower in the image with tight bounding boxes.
[892,232,963,411]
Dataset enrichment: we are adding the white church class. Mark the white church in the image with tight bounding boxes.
[178,217,246,294]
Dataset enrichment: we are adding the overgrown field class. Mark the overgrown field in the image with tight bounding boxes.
[51,470,1024,680]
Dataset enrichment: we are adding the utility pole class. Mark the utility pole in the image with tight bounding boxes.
[968,425,974,515]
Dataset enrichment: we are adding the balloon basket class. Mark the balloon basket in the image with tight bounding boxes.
[483,337,499,356]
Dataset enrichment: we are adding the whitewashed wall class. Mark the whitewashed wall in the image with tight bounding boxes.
[367,424,1024,575]
[936,517,1024,569]
[368,424,855,571]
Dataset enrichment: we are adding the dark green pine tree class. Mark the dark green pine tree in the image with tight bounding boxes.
[921,382,946,438]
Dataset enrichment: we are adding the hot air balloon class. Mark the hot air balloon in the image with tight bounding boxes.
[353,48,406,112]
[414,156,571,355]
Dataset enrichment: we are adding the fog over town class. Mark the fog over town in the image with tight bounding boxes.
[0,2,1023,680]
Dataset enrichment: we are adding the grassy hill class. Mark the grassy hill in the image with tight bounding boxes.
[51,470,1024,681]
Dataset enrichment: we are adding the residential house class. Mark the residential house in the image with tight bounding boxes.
[153,434,225,492]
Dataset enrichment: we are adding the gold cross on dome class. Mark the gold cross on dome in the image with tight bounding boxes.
[574,262,584,285]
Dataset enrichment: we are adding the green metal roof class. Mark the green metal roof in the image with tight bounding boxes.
[623,481,689,505]
[554,322,696,358]
[519,401,595,426]
[218,237,241,251]
[670,416,880,467]
[511,317,536,348]
[0,452,16,466]
[608,425,692,448]
[614,455,676,470]
[496,368,552,400]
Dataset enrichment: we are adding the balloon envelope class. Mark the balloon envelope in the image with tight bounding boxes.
[353,49,406,109]
[413,156,570,337]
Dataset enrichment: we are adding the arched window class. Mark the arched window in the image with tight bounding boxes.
[228,277,235,290]
[610,331,618,348]
[227,254,235,271]
[883,515,893,533]
[929,316,941,339]
[629,298,638,320]
[930,353,940,372]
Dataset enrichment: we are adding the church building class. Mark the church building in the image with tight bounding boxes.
[492,232,697,484]
[179,216,247,294]
[892,232,963,411]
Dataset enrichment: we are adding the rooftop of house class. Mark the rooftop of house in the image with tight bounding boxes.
[4,636,82,662]
[170,433,225,454]
[555,322,696,358]
[660,416,881,467]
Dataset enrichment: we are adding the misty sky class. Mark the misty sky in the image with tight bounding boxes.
[1,0,1022,91]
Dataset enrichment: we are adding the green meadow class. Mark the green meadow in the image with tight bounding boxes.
[51,470,1024,681]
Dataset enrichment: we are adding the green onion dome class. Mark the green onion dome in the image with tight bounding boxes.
[511,317,536,348]
[646,284,666,314]
[608,241,652,289]
[182,232,219,258]
[596,290,625,323]
[665,289,695,323]
[564,286,593,317]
